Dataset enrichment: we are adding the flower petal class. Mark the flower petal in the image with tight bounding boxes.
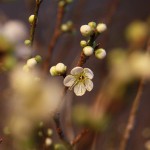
[83,68,94,79]
[84,79,93,91]
[74,82,86,96]
[71,67,83,75]
[63,75,76,87]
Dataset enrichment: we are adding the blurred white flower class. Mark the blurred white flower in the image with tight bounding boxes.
[10,65,63,120]
[2,20,27,43]
[63,67,94,96]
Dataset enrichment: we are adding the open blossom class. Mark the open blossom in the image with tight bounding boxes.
[63,67,94,96]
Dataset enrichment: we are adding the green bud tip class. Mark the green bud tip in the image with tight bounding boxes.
[35,55,42,63]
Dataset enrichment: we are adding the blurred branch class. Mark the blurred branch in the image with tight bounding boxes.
[70,129,89,146]
[53,113,69,143]
[119,38,150,150]
[29,0,43,46]
[0,137,2,144]
[43,4,65,73]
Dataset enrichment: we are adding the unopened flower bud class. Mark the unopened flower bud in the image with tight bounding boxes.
[96,23,107,33]
[66,21,73,28]
[61,24,69,32]
[28,15,35,24]
[47,128,53,136]
[80,40,87,47]
[27,58,37,68]
[49,66,58,76]
[24,40,31,46]
[83,46,94,56]
[55,63,67,74]
[88,22,96,29]
[45,138,52,147]
[80,25,93,37]
[95,48,106,59]
[35,55,42,63]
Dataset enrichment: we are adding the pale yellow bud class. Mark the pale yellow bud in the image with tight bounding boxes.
[95,48,106,59]
[28,15,35,24]
[88,22,96,29]
[45,138,52,146]
[80,40,87,47]
[80,25,93,37]
[49,66,58,76]
[83,46,94,56]
[55,63,67,74]
[61,24,69,32]
[24,40,31,46]
[27,58,37,68]
[96,23,107,33]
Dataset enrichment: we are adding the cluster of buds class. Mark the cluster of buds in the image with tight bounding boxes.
[58,0,73,6]
[23,55,42,72]
[80,22,107,59]
[50,63,67,76]
[60,21,74,32]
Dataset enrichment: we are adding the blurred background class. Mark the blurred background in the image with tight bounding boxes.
[0,0,150,150]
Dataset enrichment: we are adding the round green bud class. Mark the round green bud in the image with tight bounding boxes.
[35,55,42,63]
[95,48,106,59]
[28,15,35,24]
[66,0,73,4]
[50,66,59,76]
[80,25,93,37]
[96,23,107,33]
[80,40,87,47]
[55,63,67,74]
[88,22,96,29]
[24,40,31,46]
[66,21,73,28]
[83,46,94,56]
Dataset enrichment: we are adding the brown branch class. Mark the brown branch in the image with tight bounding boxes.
[29,0,43,46]
[0,137,2,144]
[53,112,68,142]
[119,39,150,150]
[70,129,89,146]
[43,4,65,73]
[71,0,122,147]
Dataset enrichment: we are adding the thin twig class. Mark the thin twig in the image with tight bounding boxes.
[43,4,65,73]
[71,129,89,146]
[119,39,150,150]
[53,112,68,142]
[29,0,43,46]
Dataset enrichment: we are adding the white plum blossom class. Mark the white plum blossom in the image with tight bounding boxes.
[63,67,94,96]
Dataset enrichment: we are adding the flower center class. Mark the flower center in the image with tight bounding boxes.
[79,75,85,80]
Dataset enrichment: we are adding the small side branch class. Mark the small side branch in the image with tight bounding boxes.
[71,129,89,146]
[43,4,65,73]
[29,0,43,46]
